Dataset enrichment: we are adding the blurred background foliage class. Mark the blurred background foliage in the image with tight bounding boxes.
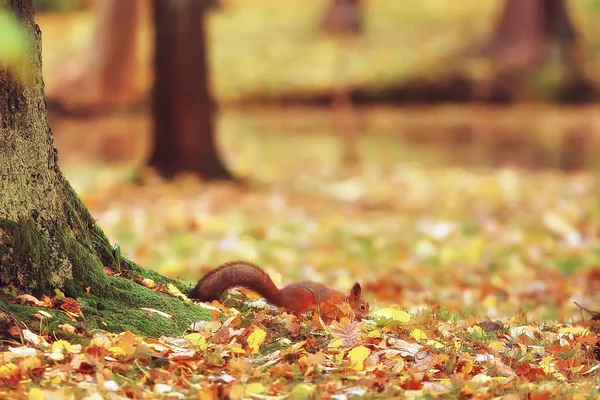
[9,0,600,317]
[36,0,600,104]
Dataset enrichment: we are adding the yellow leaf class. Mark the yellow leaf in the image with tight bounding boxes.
[372,308,411,326]
[109,346,127,356]
[426,340,445,349]
[539,355,552,367]
[328,338,344,348]
[51,340,74,353]
[167,283,189,301]
[28,388,44,400]
[140,278,155,288]
[348,345,370,371]
[368,330,382,338]
[490,274,503,287]
[54,289,65,301]
[570,365,584,374]
[0,363,18,377]
[21,356,42,370]
[184,333,203,341]
[540,355,556,375]
[411,329,427,341]
[229,384,245,400]
[468,326,484,336]
[297,355,308,367]
[488,341,505,351]
[327,352,344,363]
[230,346,246,354]
[185,333,208,350]
[246,382,266,395]
[558,327,590,336]
[290,383,315,400]
[481,295,496,310]
[195,336,208,351]
[247,329,267,354]
[229,358,251,373]
[459,353,474,374]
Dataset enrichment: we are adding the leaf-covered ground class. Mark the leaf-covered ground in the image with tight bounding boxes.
[3,158,600,398]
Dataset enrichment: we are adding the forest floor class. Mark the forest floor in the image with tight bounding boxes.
[3,131,600,397]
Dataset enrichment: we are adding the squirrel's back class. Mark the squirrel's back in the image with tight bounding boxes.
[189,261,281,305]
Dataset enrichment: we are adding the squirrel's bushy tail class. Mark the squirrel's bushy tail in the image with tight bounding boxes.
[189,261,281,306]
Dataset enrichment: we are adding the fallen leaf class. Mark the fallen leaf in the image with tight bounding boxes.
[247,329,267,354]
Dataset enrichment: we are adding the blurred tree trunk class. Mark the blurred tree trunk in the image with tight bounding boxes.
[0,0,207,335]
[320,0,363,35]
[331,43,360,169]
[87,0,144,105]
[150,0,232,179]
[483,0,591,160]
[321,0,363,170]
[48,0,145,109]
[484,0,583,74]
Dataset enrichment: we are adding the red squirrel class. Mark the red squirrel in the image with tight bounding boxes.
[189,261,369,321]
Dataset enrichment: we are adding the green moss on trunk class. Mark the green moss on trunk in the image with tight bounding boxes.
[6,281,209,341]
[0,216,210,339]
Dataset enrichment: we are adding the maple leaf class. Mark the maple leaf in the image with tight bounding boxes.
[329,318,364,348]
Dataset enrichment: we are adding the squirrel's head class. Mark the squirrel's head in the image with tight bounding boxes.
[348,282,369,320]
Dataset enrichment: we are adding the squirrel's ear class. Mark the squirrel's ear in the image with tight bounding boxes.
[350,282,361,298]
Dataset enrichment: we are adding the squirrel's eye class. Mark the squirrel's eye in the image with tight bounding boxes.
[360,304,366,310]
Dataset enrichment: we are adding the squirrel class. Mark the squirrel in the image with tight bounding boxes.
[189,261,369,321]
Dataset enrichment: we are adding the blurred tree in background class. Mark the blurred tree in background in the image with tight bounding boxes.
[320,0,363,35]
[47,0,145,109]
[483,0,592,101]
[150,0,232,179]
[320,0,364,169]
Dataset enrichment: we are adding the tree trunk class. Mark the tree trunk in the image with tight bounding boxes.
[320,0,363,169]
[320,0,363,36]
[484,0,581,70]
[87,0,144,106]
[481,0,592,101]
[0,0,207,337]
[150,0,232,179]
[46,0,146,110]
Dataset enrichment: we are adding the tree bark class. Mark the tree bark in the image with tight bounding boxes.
[46,0,146,110]
[320,0,363,36]
[0,0,207,337]
[87,0,144,105]
[484,0,581,70]
[150,0,232,179]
